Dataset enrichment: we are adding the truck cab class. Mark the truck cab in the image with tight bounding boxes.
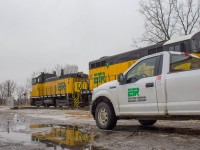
[91,51,200,130]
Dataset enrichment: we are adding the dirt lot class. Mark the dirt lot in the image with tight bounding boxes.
[0,106,200,150]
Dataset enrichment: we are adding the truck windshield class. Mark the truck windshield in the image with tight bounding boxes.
[170,54,200,73]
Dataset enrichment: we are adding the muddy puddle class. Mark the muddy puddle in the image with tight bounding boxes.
[31,124,96,149]
[0,123,98,149]
[0,113,102,149]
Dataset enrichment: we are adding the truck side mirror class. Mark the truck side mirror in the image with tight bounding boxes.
[118,73,125,84]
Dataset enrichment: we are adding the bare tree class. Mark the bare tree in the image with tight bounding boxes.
[16,86,26,102]
[134,0,200,46]
[54,64,63,76]
[31,68,50,78]
[64,64,78,74]
[42,68,50,74]
[64,64,70,74]
[3,80,17,97]
[31,71,40,78]
[25,78,32,91]
[32,64,79,79]
[71,65,78,73]
[25,78,32,102]
[174,0,200,35]
[0,83,5,99]
[0,83,6,105]
[136,0,176,45]
[53,64,78,75]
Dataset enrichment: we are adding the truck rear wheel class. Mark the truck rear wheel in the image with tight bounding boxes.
[95,102,117,130]
[138,120,157,126]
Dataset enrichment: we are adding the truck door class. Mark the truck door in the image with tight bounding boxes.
[118,55,162,115]
[166,54,200,115]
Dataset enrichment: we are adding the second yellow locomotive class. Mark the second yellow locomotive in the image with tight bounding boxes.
[31,70,90,107]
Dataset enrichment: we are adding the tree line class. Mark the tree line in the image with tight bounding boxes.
[0,80,30,106]
[32,64,78,78]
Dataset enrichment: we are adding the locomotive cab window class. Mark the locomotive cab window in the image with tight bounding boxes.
[157,47,163,53]
[148,49,157,55]
[169,46,175,51]
[191,38,200,52]
[96,62,100,68]
[101,61,106,67]
[168,45,181,52]
[175,45,181,52]
[32,78,37,85]
[91,63,95,69]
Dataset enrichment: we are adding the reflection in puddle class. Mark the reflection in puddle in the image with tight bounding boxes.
[30,124,53,129]
[0,116,31,143]
[32,124,95,149]
[0,132,31,142]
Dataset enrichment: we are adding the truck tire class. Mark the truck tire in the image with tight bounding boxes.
[95,102,117,130]
[138,120,157,126]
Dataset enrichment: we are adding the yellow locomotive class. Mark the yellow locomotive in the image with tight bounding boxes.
[89,32,200,90]
[31,71,90,107]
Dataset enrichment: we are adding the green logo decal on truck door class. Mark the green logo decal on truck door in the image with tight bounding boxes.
[128,88,140,97]
[128,88,146,102]
[94,72,106,84]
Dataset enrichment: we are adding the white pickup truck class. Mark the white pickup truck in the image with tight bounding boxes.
[90,51,200,130]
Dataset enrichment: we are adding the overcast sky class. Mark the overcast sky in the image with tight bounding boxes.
[0,0,144,86]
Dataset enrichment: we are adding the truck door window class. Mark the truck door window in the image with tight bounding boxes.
[170,54,200,72]
[126,56,158,83]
